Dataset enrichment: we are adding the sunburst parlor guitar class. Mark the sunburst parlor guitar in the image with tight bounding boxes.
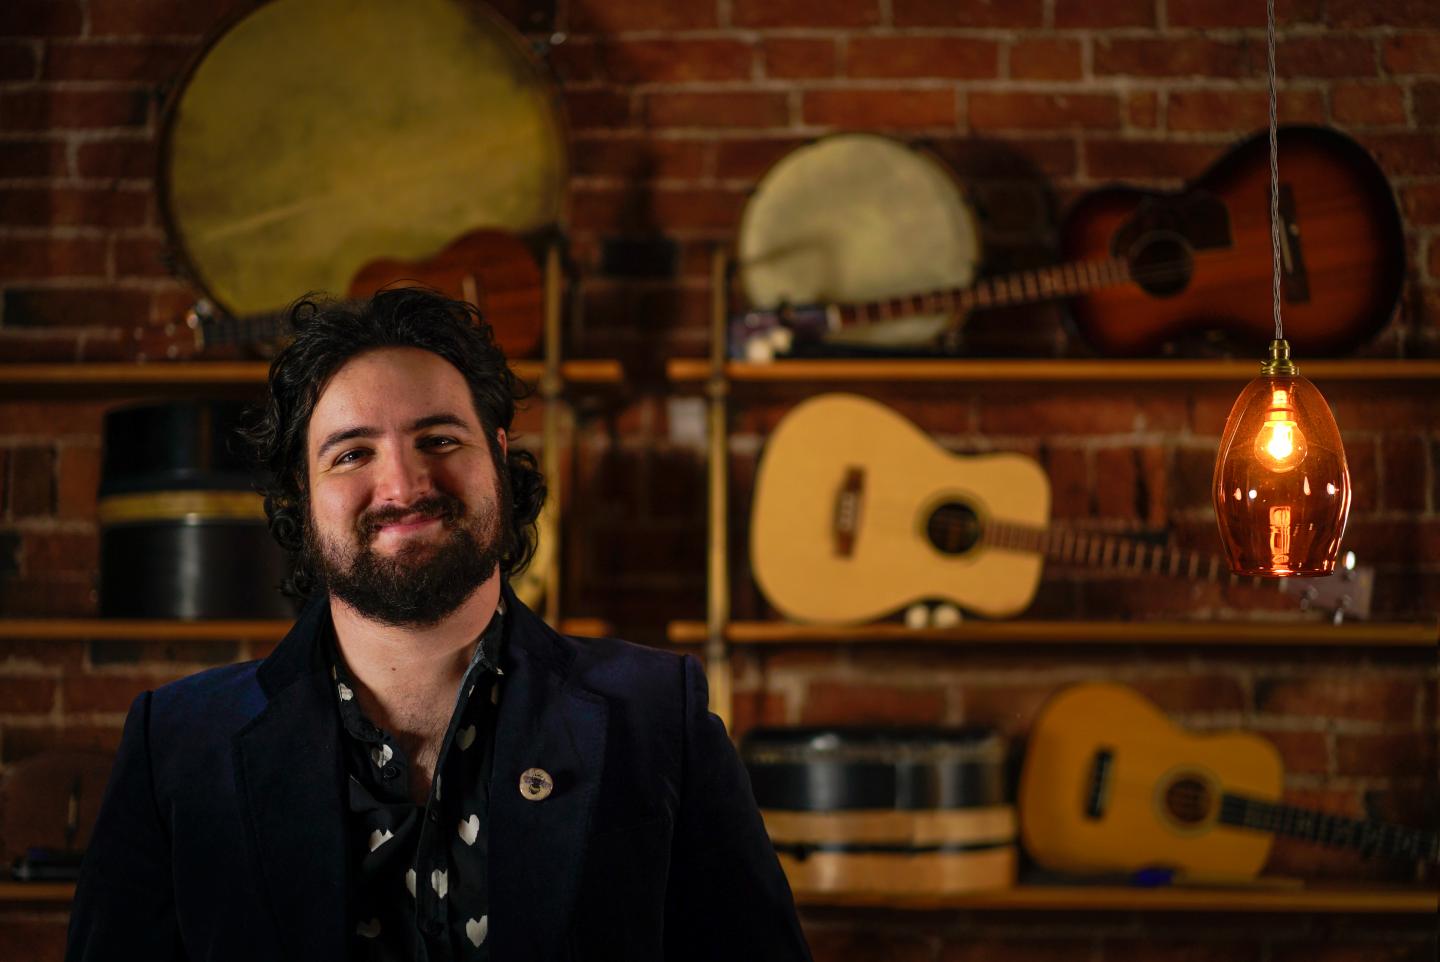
[1019,683,1439,878]
[730,125,1404,359]
[749,394,1372,625]
[129,228,544,362]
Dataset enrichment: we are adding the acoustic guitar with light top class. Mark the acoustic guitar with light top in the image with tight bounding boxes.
[749,394,1371,625]
[1018,682,1439,877]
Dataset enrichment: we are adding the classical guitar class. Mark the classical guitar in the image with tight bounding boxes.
[1019,682,1439,878]
[749,394,1371,625]
[130,228,544,361]
[731,125,1403,360]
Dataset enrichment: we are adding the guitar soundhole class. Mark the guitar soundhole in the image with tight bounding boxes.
[926,502,981,556]
[1128,234,1193,298]
[1163,775,1213,827]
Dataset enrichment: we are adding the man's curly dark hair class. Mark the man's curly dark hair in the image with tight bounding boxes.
[240,287,545,600]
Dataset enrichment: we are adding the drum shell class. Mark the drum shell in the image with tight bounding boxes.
[98,401,292,619]
[742,727,1017,894]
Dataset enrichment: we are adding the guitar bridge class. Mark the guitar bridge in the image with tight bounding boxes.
[832,467,865,558]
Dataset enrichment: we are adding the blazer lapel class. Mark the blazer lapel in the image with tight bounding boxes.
[489,599,608,961]
[233,599,349,962]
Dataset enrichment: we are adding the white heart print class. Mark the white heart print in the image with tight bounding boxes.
[405,868,416,897]
[370,744,392,768]
[337,682,353,702]
[356,918,380,938]
[431,868,448,899]
[457,725,477,751]
[368,829,393,852]
[466,916,488,947]
[458,814,480,846]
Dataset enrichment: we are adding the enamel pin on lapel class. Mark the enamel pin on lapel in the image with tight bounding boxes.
[519,767,553,801]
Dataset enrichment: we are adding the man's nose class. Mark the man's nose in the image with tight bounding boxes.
[374,446,432,504]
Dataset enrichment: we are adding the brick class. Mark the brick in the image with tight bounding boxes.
[1276,36,1377,79]
[0,187,150,229]
[42,38,194,81]
[1256,676,1420,724]
[979,394,1175,436]
[87,639,239,667]
[0,238,109,280]
[563,90,632,132]
[0,2,82,37]
[1361,133,1440,176]
[61,673,183,714]
[0,637,84,670]
[892,0,1043,28]
[88,0,252,36]
[1053,0,1154,28]
[570,137,708,181]
[0,88,151,130]
[1093,446,1141,520]
[1131,675,1247,714]
[847,36,998,80]
[546,39,598,85]
[56,445,101,519]
[597,39,752,84]
[643,91,788,129]
[0,330,83,362]
[1346,436,1378,513]
[0,139,68,178]
[8,446,54,517]
[928,136,1079,180]
[0,918,69,960]
[2,288,152,329]
[1254,728,1328,775]
[113,236,174,278]
[1126,88,1159,127]
[0,40,38,80]
[1095,38,1260,79]
[569,0,717,31]
[1415,82,1440,128]
[1041,445,1088,520]
[1169,0,1323,27]
[731,0,880,29]
[1083,138,1224,182]
[970,91,1119,131]
[23,531,97,576]
[941,942,1096,962]
[75,138,157,179]
[0,676,57,714]
[1329,0,1440,28]
[761,38,836,80]
[0,722,121,762]
[1334,732,1436,777]
[1381,434,1428,511]
[1331,83,1408,127]
[728,688,787,740]
[957,683,1058,735]
[800,681,946,725]
[1010,38,1082,82]
[1382,33,1440,75]
[802,88,956,129]
[1166,88,1326,133]
[713,136,808,180]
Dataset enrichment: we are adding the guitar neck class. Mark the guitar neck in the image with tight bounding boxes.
[198,309,291,348]
[834,257,1130,327]
[984,520,1233,586]
[1221,794,1440,863]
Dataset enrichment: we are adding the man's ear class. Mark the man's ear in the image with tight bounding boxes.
[496,428,508,458]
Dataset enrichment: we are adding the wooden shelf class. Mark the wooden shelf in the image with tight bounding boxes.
[0,360,625,397]
[665,619,1439,648]
[666,358,1440,384]
[4,881,1430,914]
[0,617,614,642]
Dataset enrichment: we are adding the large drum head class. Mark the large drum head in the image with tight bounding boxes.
[162,0,567,316]
[738,133,980,347]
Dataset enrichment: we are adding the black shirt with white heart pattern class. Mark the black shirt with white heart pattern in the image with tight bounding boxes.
[330,603,504,960]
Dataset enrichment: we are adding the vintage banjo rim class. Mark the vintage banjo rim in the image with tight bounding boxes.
[157,0,571,318]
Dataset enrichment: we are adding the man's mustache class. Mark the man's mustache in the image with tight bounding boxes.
[357,494,464,541]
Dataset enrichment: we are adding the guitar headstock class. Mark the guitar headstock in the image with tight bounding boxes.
[128,300,210,363]
[1277,551,1375,623]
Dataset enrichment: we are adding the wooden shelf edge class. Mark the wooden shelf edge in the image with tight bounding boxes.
[793,884,1439,914]
[665,619,1440,647]
[0,617,613,642]
[2,882,1431,913]
[0,360,624,392]
[665,358,1440,384]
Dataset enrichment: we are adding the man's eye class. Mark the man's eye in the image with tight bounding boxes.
[422,436,457,449]
[335,449,367,465]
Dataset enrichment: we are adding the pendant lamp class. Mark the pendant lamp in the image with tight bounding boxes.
[1211,0,1351,577]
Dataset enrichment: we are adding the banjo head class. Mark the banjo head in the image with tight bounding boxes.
[160,0,568,317]
[738,133,981,346]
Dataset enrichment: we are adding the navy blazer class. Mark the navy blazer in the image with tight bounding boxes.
[66,589,811,961]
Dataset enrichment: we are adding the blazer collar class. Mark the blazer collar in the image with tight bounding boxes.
[237,585,607,962]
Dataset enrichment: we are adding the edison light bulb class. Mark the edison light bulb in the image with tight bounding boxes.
[1251,388,1307,472]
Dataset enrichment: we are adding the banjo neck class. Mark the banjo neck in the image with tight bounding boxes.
[830,256,1131,327]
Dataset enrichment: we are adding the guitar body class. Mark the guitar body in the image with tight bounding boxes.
[1019,683,1282,877]
[348,228,544,358]
[1062,125,1405,357]
[750,394,1049,623]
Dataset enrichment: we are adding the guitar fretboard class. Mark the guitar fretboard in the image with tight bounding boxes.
[982,518,1231,585]
[199,310,290,348]
[1221,794,1440,862]
[836,257,1130,327]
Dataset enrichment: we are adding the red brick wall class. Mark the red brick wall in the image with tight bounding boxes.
[2,1,1437,959]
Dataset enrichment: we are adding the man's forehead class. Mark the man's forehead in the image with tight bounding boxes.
[307,348,479,441]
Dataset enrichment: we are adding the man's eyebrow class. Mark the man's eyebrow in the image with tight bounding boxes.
[314,413,474,461]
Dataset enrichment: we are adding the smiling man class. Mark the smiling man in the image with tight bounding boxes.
[67,288,811,962]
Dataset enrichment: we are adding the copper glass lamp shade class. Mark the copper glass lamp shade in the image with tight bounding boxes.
[1212,340,1351,576]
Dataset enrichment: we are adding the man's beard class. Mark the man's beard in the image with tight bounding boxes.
[304,482,510,629]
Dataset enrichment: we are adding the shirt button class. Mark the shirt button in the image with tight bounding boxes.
[428,808,440,823]
[380,764,398,780]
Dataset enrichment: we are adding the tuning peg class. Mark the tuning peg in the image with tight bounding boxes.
[932,603,962,628]
[904,603,930,629]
